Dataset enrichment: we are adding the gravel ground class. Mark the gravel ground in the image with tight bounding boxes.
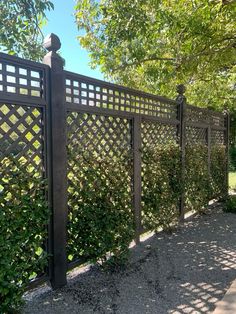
[23,204,236,314]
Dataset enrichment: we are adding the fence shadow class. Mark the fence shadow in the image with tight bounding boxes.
[24,205,236,314]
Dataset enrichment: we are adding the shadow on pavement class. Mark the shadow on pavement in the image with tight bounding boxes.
[24,204,236,314]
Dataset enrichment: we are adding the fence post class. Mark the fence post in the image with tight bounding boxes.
[207,126,211,177]
[176,84,186,222]
[224,111,230,197]
[43,34,67,289]
[133,116,142,244]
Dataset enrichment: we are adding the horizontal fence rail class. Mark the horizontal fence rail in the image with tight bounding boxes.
[0,34,229,293]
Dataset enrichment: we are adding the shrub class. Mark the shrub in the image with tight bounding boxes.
[211,145,227,199]
[229,145,236,171]
[223,195,236,213]
[142,143,181,231]
[67,150,134,264]
[185,144,211,213]
[0,157,49,313]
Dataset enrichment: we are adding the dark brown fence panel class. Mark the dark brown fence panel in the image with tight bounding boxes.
[186,125,207,145]
[66,110,134,267]
[211,126,228,198]
[211,129,225,145]
[0,104,45,170]
[0,52,50,289]
[141,119,181,231]
[185,104,227,213]
[185,124,209,213]
[186,104,225,128]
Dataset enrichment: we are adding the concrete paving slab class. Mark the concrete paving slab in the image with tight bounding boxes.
[213,279,236,314]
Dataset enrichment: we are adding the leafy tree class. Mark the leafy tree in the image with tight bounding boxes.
[75,0,236,110]
[0,0,54,61]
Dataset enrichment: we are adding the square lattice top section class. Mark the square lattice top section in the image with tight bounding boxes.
[65,71,178,120]
[0,53,47,105]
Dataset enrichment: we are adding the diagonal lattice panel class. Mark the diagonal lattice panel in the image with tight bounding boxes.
[141,120,178,150]
[186,106,209,124]
[0,103,44,171]
[67,112,132,159]
[0,102,48,283]
[66,111,133,263]
[141,120,180,231]
[211,129,225,145]
[185,126,209,212]
[186,105,225,128]
[186,126,207,145]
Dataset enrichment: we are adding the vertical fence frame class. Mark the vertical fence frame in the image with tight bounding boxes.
[176,85,186,222]
[225,112,230,197]
[207,126,211,177]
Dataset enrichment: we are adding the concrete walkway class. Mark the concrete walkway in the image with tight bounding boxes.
[23,204,236,314]
[213,279,236,314]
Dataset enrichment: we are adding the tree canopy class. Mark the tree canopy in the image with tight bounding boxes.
[75,0,236,110]
[0,0,54,61]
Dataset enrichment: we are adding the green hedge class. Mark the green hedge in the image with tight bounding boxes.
[185,144,211,213]
[67,150,134,264]
[142,143,227,227]
[1,142,227,311]
[229,146,236,171]
[211,145,227,199]
[0,157,49,313]
[142,143,181,231]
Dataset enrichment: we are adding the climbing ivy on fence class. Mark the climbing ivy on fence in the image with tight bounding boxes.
[67,150,134,264]
[142,143,182,231]
[0,157,49,313]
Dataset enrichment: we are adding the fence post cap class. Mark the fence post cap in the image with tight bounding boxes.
[43,33,61,52]
[176,84,186,95]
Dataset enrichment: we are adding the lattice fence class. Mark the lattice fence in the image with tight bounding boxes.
[0,103,48,285]
[212,129,225,145]
[141,120,181,231]
[0,104,44,168]
[67,112,133,263]
[0,43,229,294]
[0,52,49,296]
[65,72,178,120]
[186,126,207,145]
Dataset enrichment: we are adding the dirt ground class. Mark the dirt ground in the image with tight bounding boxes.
[23,204,236,314]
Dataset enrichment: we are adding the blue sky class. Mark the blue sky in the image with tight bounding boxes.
[43,0,103,80]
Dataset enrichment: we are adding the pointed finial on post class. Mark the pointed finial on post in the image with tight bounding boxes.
[176,84,186,95]
[43,33,61,53]
[176,84,186,104]
[43,33,63,70]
